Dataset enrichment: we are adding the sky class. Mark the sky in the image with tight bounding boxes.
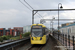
[0,0,75,29]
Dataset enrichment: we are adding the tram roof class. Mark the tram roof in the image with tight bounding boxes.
[31,24,46,27]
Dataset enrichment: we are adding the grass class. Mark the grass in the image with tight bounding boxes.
[10,36,20,40]
[0,32,30,42]
[21,32,30,37]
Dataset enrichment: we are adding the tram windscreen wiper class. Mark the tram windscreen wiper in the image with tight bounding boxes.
[32,28,42,37]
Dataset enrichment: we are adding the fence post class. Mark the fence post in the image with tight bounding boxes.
[63,34,64,45]
[65,34,67,46]
[68,35,70,48]
[58,33,59,40]
[66,35,67,47]
[61,34,63,44]
[61,34,63,43]
[53,32,54,36]
[72,36,74,50]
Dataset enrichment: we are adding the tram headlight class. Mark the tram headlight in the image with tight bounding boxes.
[32,38,33,40]
[40,37,42,40]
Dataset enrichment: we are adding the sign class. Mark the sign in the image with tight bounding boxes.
[32,26,42,28]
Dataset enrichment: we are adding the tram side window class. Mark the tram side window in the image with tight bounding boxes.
[45,28,48,34]
[43,28,45,35]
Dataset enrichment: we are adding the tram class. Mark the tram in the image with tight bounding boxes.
[30,24,49,44]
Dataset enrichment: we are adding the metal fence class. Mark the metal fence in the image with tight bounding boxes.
[53,32,75,50]
[0,37,30,50]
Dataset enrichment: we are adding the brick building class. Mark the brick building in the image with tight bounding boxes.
[8,28,20,36]
[6,30,10,36]
[0,27,23,36]
[14,27,23,34]
[0,28,20,36]
[0,28,6,36]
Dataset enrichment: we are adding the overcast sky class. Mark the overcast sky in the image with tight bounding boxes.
[0,0,75,29]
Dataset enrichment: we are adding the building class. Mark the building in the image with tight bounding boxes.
[0,27,22,36]
[60,23,75,36]
[0,28,6,36]
[61,22,74,27]
[23,25,31,34]
[14,27,23,34]
[6,30,10,36]
[6,28,20,36]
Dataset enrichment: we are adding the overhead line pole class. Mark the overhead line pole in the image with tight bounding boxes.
[40,19,75,21]
[32,8,75,24]
[32,10,34,24]
[40,19,75,25]
[33,9,75,11]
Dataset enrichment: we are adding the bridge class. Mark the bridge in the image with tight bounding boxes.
[0,32,75,50]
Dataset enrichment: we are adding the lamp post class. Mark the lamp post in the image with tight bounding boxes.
[52,16,55,32]
[50,22,52,33]
[58,3,63,40]
[50,16,55,34]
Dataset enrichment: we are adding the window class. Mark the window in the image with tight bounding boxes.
[31,28,42,37]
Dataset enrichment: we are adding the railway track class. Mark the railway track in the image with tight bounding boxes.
[16,35,60,50]
[26,44,45,50]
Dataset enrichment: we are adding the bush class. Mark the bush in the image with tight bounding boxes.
[0,35,15,42]
[22,32,30,37]
[1,35,12,40]
[2,35,9,40]
[0,36,3,42]
[10,36,20,40]
[7,35,12,38]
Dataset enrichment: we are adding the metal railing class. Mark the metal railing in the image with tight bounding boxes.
[53,32,75,50]
[0,37,30,50]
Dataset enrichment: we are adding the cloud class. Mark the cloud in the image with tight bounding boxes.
[0,9,19,22]
[0,8,32,28]
[0,0,75,29]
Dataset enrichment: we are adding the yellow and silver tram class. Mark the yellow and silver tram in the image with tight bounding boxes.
[30,24,49,44]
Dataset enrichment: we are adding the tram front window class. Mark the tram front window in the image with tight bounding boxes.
[32,28,42,37]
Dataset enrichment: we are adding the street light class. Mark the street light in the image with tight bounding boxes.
[52,16,55,31]
[50,16,55,34]
[58,3,63,40]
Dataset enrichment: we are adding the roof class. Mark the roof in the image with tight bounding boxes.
[31,24,46,27]
[60,23,75,29]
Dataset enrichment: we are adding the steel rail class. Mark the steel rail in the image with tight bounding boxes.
[26,45,34,50]
[27,44,44,50]
[26,45,42,50]
[38,45,44,50]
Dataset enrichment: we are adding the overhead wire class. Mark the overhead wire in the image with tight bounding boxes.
[24,0,33,10]
[19,0,31,10]
[19,0,41,18]
[24,0,44,18]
